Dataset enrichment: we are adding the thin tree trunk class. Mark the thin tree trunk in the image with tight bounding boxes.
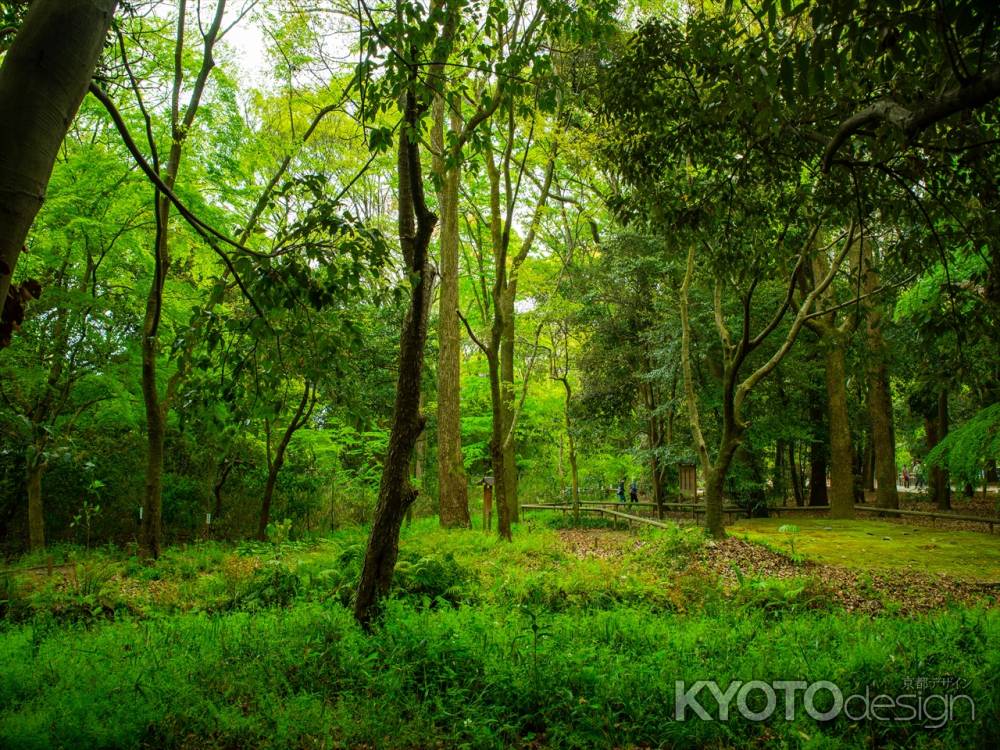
[26,458,45,552]
[773,438,785,504]
[788,441,804,506]
[862,433,876,492]
[257,382,314,540]
[651,452,665,518]
[825,341,854,517]
[354,83,439,629]
[433,100,469,528]
[140,194,169,558]
[212,457,236,521]
[568,424,580,525]
[929,389,951,510]
[487,352,511,540]
[557,377,580,523]
[500,292,518,521]
[140,0,227,558]
[408,399,427,525]
[808,387,829,506]
[0,0,118,327]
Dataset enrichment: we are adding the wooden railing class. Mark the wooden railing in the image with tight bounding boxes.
[524,500,1000,534]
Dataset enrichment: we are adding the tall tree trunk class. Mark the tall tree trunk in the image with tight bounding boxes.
[408,414,426,525]
[651,452,664,518]
[487,352,512,540]
[867,359,898,509]
[140,192,169,559]
[26,457,45,552]
[0,0,118,331]
[140,0,227,558]
[825,340,855,517]
[433,101,469,528]
[703,430,741,537]
[567,423,580,526]
[862,433,875,492]
[773,438,786,505]
[862,245,899,510]
[808,439,829,506]
[354,87,438,629]
[788,441,804,506]
[704,469,724,534]
[557,377,580,523]
[929,389,951,510]
[644,379,668,518]
[500,292,518,521]
[808,389,829,506]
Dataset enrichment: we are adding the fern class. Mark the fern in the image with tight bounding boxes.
[926,403,1000,487]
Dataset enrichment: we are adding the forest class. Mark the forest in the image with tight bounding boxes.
[1,0,999,747]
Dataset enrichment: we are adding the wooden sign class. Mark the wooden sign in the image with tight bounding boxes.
[679,463,698,499]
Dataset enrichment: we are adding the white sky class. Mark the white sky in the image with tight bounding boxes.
[221,20,270,86]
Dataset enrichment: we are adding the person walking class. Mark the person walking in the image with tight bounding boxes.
[629,479,638,503]
[902,466,910,489]
[616,479,626,503]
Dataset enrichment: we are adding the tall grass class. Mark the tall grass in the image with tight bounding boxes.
[0,517,996,748]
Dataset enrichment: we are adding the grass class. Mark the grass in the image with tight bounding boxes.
[0,516,998,748]
[730,518,1000,582]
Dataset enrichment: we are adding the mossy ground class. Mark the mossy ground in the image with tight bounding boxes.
[730,518,1000,582]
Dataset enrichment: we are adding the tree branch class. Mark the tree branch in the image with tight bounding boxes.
[822,66,1000,171]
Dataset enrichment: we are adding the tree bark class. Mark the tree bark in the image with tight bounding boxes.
[432,100,470,528]
[0,0,118,330]
[867,357,899,509]
[808,396,829,507]
[26,457,45,552]
[773,439,785,504]
[862,433,875,492]
[808,451,829,506]
[500,291,519,521]
[257,382,314,540]
[928,389,951,510]
[487,351,512,540]
[140,0,227,558]
[651,452,665,518]
[862,243,899,510]
[788,441,804,506]
[212,457,237,522]
[679,224,853,537]
[825,340,855,517]
[354,82,439,628]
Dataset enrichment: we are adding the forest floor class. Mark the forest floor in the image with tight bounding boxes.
[730,517,1000,581]
[1,515,998,748]
[559,519,1000,615]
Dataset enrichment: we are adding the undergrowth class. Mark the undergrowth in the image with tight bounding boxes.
[0,517,996,748]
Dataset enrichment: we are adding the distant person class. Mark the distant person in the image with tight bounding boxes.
[902,466,910,489]
[616,479,626,502]
[629,479,638,503]
[915,462,925,489]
